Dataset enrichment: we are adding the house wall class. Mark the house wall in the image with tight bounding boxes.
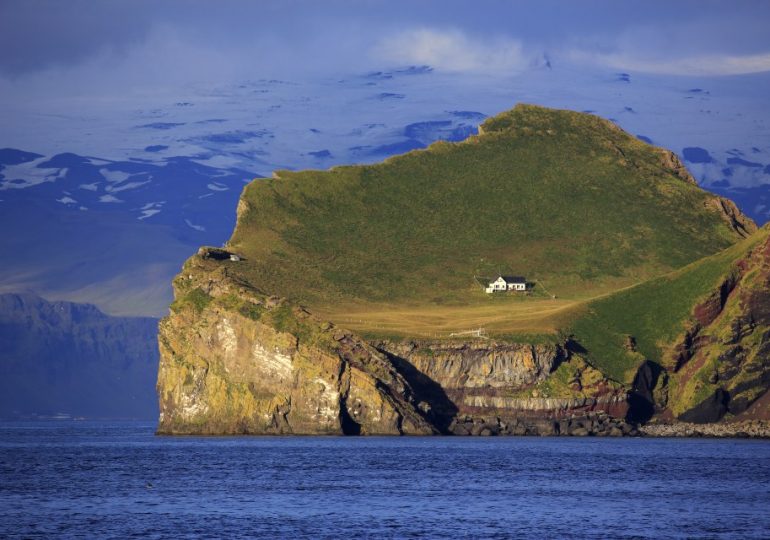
[508,283,526,291]
[486,279,527,293]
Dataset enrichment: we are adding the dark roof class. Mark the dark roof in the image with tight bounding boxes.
[500,275,526,283]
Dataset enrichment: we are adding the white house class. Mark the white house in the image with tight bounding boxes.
[485,275,527,293]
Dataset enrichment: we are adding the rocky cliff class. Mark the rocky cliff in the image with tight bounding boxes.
[158,240,770,436]
[373,340,632,436]
[157,253,436,435]
[156,104,765,436]
[157,237,770,436]
[157,252,637,435]
[662,230,770,424]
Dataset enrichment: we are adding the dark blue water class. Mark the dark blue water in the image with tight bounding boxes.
[2,422,770,539]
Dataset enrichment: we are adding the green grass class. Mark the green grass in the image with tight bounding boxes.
[568,228,768,383]
[226,104,750,332]
[170,287,212,314]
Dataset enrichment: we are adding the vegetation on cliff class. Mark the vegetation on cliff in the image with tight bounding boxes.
[158,256,437,435]
[569,225,770,422]
[569,228,769,382]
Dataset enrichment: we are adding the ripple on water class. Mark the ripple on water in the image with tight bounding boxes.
[1,422,770,538]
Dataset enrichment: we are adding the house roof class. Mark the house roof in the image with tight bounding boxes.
[500,275,526,283]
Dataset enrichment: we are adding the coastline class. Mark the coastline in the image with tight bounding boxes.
[640,420,770,439]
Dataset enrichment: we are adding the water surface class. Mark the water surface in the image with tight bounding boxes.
[1,422,769,538]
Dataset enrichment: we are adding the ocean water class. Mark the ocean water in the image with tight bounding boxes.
[1,422,770,539]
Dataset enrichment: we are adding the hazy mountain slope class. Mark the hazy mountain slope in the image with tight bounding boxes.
[0,150,254,316]
[0,293,159,419]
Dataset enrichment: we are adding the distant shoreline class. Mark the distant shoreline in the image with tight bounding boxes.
[641,420,770,439]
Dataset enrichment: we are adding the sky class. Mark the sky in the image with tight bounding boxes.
[3,1,770,91]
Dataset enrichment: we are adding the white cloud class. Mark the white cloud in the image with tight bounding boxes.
[374,28,530,73]
[569,50,770,77]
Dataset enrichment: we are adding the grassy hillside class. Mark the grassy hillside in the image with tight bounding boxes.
[568,227,769,383]
[226,104,752,334]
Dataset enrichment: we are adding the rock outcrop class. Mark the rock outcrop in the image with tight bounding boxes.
[641,419,770,438]
[157,254,436,435]
[662,231,770,423]
[373,340,632,435]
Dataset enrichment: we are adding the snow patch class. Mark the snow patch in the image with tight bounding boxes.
[106,179,151,193]
[86,158,113,166]
[137,201,164,220]
[99,168,132,183]
[185,219,206,231]
[138,209,161,219]
[0,159,65,190]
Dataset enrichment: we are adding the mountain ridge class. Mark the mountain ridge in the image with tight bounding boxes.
[0,293,159,419]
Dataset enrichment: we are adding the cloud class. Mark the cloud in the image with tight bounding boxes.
[374,28,530,73]
[0,0,153,76]
[570,50,770,76]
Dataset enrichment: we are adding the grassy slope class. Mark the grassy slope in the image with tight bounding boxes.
[228,104,746,335]
[568,227,769,383]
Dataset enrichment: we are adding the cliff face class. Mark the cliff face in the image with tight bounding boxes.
[157,239,770,435]
[157,253,436,435]
[374,340,631,436]
[157,252,636,436]
[664,232,770,423]
[155,104,764,436]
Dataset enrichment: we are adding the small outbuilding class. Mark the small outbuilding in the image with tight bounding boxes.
[485,275,527,293]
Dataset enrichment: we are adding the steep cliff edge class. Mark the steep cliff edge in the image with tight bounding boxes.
[157,253,436,435]
[373,340,631,436]
[664,227,770,423]
[569,225,770,429]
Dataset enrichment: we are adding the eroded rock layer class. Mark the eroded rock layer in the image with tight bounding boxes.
[157,256,436,435]
[664,233,770,423]
[374,340,632,436]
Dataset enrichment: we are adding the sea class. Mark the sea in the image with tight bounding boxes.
[1,422,769,539]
